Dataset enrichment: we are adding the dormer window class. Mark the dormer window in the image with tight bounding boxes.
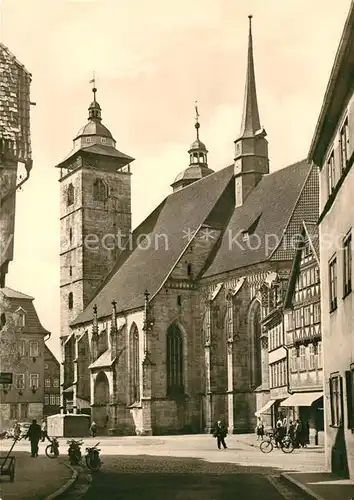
[15,308,26,327]
[86,137,92,143]
[101,138,107,144]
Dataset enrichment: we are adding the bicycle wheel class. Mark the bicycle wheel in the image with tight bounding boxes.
[45,444,57,458]
[260,439,273,453]
[281,438,294,454]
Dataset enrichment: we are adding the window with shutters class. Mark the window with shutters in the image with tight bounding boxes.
[327,151,336,196]
[343,231,352,298]
[30,374,39,389]
[45,379,50,388]
[329,256,337,312]
[19,339,26,356]
[16,374,25,389]
[346,367,354,430]
[308,344,315,370]
[329,374,343,427]
[29,341,39,357]
[340,117,349,173]
[316,341,323,369]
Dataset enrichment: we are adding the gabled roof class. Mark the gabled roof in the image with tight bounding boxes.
[283,221,320,309]
[203,160,312,277]
[72,165,234,325]
[0,286,50,335]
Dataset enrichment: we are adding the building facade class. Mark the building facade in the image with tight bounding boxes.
[0,287,50,429]
[308,2,354,479]
[43,344,61,418]
[281,222,324,445]
[0,44,32,288]
[59,17,320,436]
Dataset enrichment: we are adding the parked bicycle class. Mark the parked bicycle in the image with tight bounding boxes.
[85,442,102,471]
[45,437,60,459]
[260,432,294,454]
[67,439,83,465]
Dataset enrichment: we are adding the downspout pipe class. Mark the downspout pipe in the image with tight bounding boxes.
[0,159,33,207]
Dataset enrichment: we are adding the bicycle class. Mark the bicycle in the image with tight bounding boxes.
[260,432,294,454]
[45,437,60,458]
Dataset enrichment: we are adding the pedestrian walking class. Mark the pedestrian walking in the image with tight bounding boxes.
[274,421,285,448]
[13,421,21,440]
[256,417,265,440]
[213,420,227,449]
[90,421,97,438]
[25,419,42,457]
[41,419,48,442]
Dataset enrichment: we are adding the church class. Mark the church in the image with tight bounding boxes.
[58,16,319,435]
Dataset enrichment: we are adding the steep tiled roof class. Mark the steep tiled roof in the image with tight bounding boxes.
[72,159,312,326]
[0,286,50,335]
[0,43,32,161]
[72,165,234,325]
[203,160,312,277]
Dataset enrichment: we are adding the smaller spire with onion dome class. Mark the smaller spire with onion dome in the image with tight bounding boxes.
[171,102,214,192]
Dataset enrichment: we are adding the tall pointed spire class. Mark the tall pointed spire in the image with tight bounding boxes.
[239,15,261,138]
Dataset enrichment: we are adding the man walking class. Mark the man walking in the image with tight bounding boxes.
[213,420,227,450]
[26,419,42,457]
[41,419,47,442]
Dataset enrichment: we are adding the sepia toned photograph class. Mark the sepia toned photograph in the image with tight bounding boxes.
[0,0,353,498]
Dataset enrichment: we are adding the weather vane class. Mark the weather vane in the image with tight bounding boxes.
[89,71,96,89]
[195,100,199,123]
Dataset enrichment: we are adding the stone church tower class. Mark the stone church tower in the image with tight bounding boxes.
[56,85,134,341]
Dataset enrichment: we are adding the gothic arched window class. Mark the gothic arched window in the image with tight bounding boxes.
[249,300,262,388]
[130,324,140,403]
[67,183,74,206]
[167,323,184,396]
[93,178,107,202]
[68,292,73,310]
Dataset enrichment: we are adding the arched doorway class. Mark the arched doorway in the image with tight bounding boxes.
[93,371,110,433]
[249,300,262,388]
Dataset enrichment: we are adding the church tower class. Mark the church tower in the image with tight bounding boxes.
[171,103,214,192]
[234,16,269,207]
[57,83,134,339]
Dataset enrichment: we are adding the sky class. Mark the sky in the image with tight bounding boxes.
[0,0,351,360]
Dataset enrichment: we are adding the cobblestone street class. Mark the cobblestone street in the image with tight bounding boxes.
[66,435,325,499]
